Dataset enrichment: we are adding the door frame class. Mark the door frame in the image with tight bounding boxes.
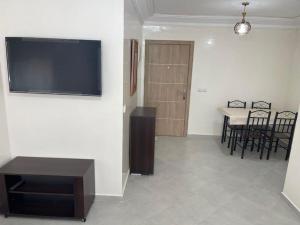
[144,40,194,136]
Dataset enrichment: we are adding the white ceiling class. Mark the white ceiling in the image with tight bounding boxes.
[153,0,300,18]
[131,0,300,27]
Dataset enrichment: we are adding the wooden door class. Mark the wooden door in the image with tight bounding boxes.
[144,40,194,136]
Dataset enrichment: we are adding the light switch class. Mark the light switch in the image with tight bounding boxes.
[197,88,208,93]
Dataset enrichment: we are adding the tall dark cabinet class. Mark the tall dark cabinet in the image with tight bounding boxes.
[0,157,95,222]
[130,107,156,175]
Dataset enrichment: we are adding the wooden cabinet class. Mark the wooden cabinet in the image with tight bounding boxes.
[0,157,95,222]
[130,107,156,175]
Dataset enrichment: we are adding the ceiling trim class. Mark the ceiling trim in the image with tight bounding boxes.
[144,14,300,28]
[130,0,155,23]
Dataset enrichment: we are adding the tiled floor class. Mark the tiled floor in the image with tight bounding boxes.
[1,135,300,225]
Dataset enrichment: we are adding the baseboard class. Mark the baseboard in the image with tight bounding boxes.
[94,170,130,198]
[95,193,123,197]
[281,192,300,214]
[0,156,12,167]
[187,133,220,137]
[122,169,130,196]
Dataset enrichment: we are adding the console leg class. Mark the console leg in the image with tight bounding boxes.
[81,218,86,222]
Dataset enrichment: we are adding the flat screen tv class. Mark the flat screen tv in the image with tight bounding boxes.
[6,37,101,96]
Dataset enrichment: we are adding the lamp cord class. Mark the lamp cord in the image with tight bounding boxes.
[241,2,249,22]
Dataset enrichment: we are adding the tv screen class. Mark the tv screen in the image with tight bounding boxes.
[6,37,101,96]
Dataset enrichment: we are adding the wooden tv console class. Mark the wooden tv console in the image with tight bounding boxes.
[0,157,95,222]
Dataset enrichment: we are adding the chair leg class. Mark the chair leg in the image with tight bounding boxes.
[266,136,273,160]
[234,131,239,151]
[241,146,245,159]
[241,136,248,159]
[257,137,262,153]
[260,136,267,160]
[274,138,279,153]
[221,117,226,143]
[239,126,243,142]
[286,149,291,161]
[259,146,264,160]
[224,117,229,143]
[228,129,233,148]
[251,139,255,152]
[231,130,236,154]
[286,140,293,161]
[230,131,235,155]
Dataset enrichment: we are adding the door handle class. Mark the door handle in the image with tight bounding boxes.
[183,89,187,101]
[178,90,186,101]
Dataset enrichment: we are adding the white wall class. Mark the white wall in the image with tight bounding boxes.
[0,0,124,196]
[283,29,300,210]
[287,30,300,111]
[283,105,300,210]
[0,68,10,166]
[122,0,143,188]
[142,25,297,135]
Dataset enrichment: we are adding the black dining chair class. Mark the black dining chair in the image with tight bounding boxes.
[221,100,246,147]
[234,110,271,159]
[266,111,298,160]
[251,101,272,110]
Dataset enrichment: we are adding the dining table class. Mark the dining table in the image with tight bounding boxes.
[218,107,278,125]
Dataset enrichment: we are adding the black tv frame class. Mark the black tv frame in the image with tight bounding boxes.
[5,37,102,97]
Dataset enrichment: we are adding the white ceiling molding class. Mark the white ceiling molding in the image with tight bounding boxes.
[144,14,300,29]
[152,0,300,19]
[130,0,155,23]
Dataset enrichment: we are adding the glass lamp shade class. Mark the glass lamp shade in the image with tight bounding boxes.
[234,21,251,35]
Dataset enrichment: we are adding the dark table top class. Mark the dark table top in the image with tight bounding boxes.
[0,156,94,177]
[131,107,156,118]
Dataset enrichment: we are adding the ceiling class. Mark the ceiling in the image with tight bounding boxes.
[153,0,300,18]
[131,0,300,27]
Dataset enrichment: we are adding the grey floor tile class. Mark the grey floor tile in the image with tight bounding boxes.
[199,208,253,225]
[1,135,299,225]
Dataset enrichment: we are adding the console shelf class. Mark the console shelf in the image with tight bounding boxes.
[9,180,74,196]
[9,194,75,217]
[0,157,95,222]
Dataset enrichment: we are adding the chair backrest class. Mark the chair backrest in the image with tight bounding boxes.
[272,111,298,135]
[228,100,247,108]
[251,101,271,109]
[246,110,271,131]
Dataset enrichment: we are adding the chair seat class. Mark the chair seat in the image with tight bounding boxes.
[266,131,290,139]
[279,139,289,147]
[228,124,244,130]
[251,125,270,130]
[275,132,290,139]
[236,129,262,139]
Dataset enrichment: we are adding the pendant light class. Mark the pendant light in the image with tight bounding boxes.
[234,2,251,35]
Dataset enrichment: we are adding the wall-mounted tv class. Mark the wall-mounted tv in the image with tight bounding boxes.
[6,37,101,96]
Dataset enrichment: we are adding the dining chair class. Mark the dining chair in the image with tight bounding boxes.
[221,100,246,145]
[234,110,271,159]
[251,101,272,109]
[266,111,298,160]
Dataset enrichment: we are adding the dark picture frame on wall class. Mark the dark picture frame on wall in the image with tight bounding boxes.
[130,39,138,96]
